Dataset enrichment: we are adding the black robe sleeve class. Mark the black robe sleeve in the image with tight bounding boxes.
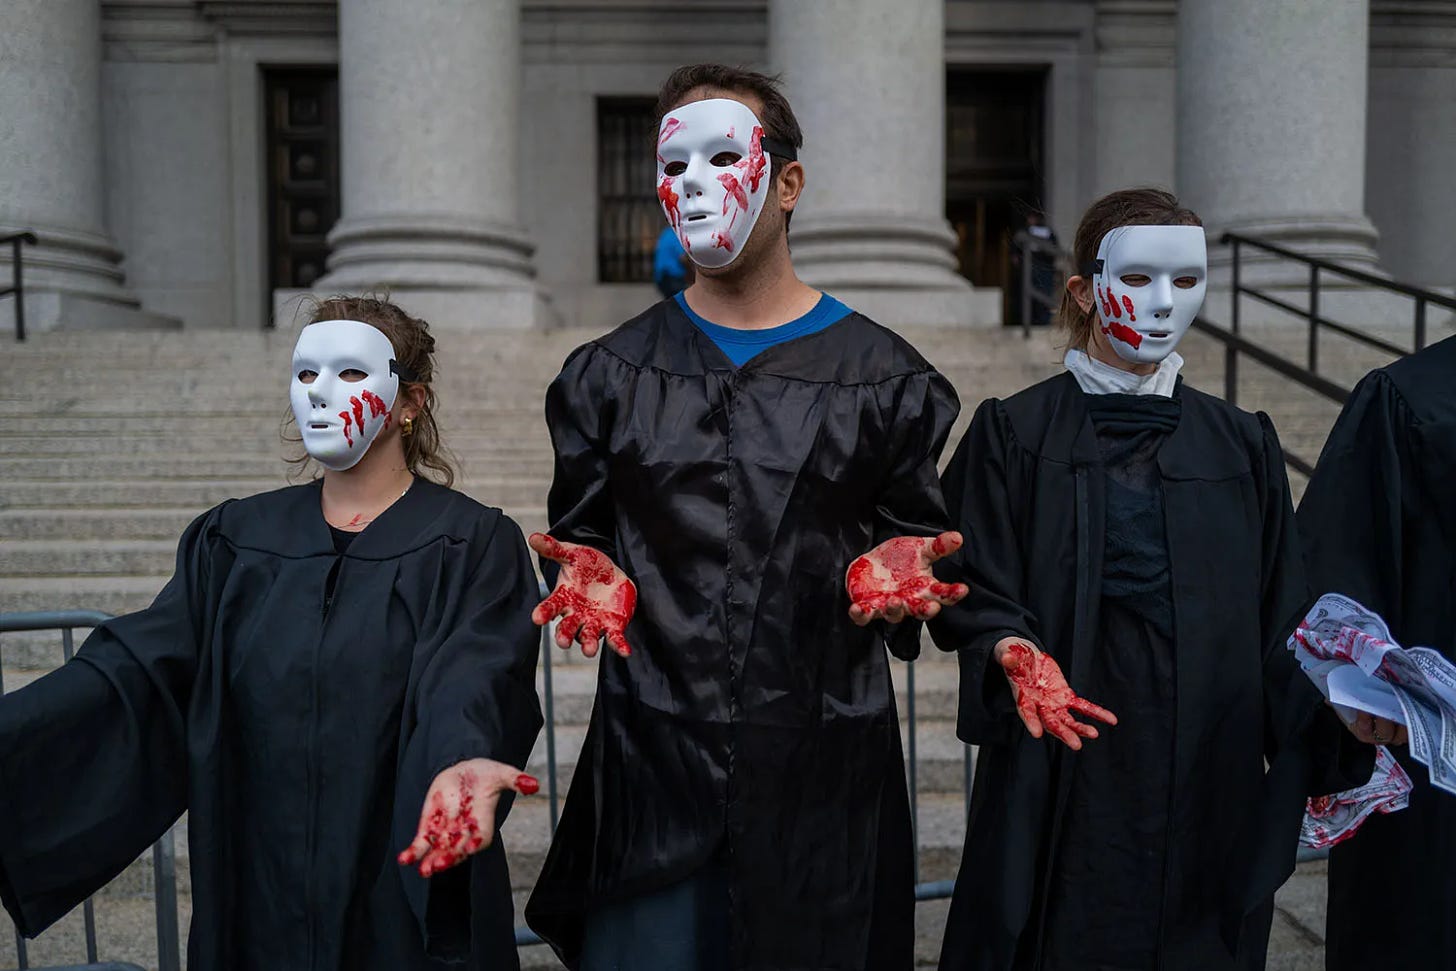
[1296,370,1410,630]
[929,399,1031,744]
[870,369,960,661]
[542,344,619,566]
[391,512,544,960]
[0,505,223,937]
[1222,415,1372,948]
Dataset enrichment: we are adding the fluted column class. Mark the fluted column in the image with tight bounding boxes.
[316,0,543,328]
[0,0,168,332]
[1176,0,1380,282]
[1367,0,1456,287]
[769,0,988,326]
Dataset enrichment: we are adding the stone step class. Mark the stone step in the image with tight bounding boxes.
[0,478,550,510]
[0,539,179,577]
[0,454,554,481]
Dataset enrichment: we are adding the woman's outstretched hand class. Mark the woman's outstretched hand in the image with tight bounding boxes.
[529,533,636,658]
[846,532,969,625]
[398,759,539,878]
[996,638,1118,750]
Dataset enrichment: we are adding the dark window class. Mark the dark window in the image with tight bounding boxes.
[597,97,660,284]
[265,68,340,304]
[944,68,1048,322]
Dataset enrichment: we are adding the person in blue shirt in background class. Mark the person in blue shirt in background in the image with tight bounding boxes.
[653,224,692,297]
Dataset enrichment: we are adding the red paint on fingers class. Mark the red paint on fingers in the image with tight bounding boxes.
[1001,643,1118,744]
[517,774,540,795]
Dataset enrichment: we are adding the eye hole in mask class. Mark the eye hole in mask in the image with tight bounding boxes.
[1118,273,1202,290]
[710,151,742,167]
[297,369,319,384]
[664,161,687,177]
[339,368,368,382]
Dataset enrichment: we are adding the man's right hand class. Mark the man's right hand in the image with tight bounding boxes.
[995,637,1118,750]
[528,533,636,659]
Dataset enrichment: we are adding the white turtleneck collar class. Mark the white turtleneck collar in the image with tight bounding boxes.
[1063,347,1184,398]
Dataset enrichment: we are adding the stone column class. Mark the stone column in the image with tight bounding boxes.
[1093,1,1177,197]
[1176,0,1380,282]
[0,0,169,332]
[1367,0,1456,287]
[315,0,543,329]
[769,0,988,327]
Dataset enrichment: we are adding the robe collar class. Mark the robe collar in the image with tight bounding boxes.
[222,477,463,560]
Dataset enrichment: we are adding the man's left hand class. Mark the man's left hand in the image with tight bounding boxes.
[846,532,969,625]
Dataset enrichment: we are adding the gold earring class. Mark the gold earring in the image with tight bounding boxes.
[402,415,415,437]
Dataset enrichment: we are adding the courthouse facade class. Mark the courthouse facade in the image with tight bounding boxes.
[0,0,1451,333]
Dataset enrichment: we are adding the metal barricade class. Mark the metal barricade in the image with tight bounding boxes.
[0,612,183,971]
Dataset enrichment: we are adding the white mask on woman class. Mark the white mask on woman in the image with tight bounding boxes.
[1089,225,1208,365]
[289,319,403,471]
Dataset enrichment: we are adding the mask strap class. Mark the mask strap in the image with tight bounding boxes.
[1080,259,1103,277]
[390,359,419,383]
[761,137,797,161]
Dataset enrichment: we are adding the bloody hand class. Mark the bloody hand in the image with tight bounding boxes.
[996,639,1118,750]
[398,759,539,878]
[529,533,636,658]
[846,532,970,625]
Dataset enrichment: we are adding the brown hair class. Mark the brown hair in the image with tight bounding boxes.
[654,64,805,230]
[284,294,458,487]
[1060,188,1202,349]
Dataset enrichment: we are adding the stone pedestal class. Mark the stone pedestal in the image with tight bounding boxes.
[1367,0,1456,288]
[314,0,546,329]
[0,0,175,333]
[1176,0,1381,284]
[769,0,991,327]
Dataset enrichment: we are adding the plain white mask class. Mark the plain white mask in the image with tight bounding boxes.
[289,319,401,472]
[1090,224,1208,365]
[655,98,773,269]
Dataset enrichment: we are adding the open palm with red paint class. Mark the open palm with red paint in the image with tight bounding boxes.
[846,532,970,625]
[995,639,1118,750]
[529,533,637,658]
[398,759,539,878]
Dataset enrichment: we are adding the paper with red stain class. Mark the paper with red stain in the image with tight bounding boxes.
[530,533,637,657]
[845,533,968,623]
[1301,745,1412,848]
[1291,593,1456,794]
[999,641,1117,749]
[658,176,682,230]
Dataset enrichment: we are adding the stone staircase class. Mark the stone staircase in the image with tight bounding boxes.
[2,312,1428,969]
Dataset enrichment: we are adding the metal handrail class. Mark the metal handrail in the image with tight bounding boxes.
[1011,231,1066,339]
[0,611,183,971]
[0,232,38,342]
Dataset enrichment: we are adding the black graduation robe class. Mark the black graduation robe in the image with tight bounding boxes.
[0,479,543,970]
[524,298,959,971]
[1296,335,1456,971]
[928,373,1370,971]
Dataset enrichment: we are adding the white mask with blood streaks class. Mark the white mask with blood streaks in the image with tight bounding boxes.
[289,319,401,472]
[655,98,772,269]
[1091,225,1208,365]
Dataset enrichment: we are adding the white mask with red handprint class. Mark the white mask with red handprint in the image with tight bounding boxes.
[1089,224,1207,365]
[289,319,404,472]
[655,97,778,269]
